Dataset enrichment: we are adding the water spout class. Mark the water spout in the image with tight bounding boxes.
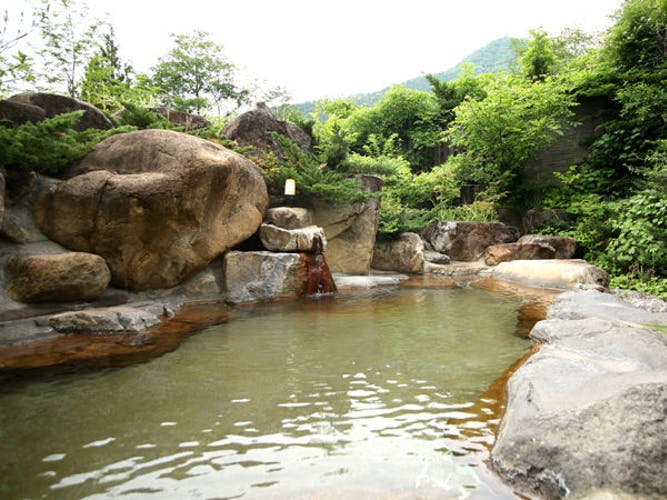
[306,234,336,296]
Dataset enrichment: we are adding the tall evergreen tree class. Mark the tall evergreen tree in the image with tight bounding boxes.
[80,27,134,112]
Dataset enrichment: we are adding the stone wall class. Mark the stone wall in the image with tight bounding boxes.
[521,96,607,190]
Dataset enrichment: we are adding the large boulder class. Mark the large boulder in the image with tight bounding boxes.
[222,102,312,156]
[313,175,383,275]
[7,92,113,131]
[33,129,268,291]
[421,221,515,261]
[517,234,576,259]
[490,259,609,290]
[149,107,211,130]
[484,241,555,266]
[5,252,111,303]
[0,99,46,126]
[224,250,336,303]
[259,224,327,252]
[371,232,424,273]
[492,313,667,498]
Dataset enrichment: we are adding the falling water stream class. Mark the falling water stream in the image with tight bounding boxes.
[0,286,531,498]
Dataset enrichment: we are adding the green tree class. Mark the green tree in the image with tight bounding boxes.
[603,0,667,73]
[151,31,248,115]
[446,74,575,202]
[0,6,37,94]
[80,27,134,113]
[344,85,441,171]
[520,28,557,80]
[36,0,105,98]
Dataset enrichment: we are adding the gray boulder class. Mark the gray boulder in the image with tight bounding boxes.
[0,213,29,244]
[517,234,576,259]
[548,289,667,325]
[423,250,451,265]
[259,224,327,252]
[7,92,113,131]
[421,221,515,261]
[224,251,308,303]
[492,315,667,498]
[313,175,383,275]
[224,250,336,303]
[49,306,160,333]
[612,289,667,313]
[371,232,424,273]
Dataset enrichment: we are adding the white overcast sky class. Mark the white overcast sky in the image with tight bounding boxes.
[19,0,626,103]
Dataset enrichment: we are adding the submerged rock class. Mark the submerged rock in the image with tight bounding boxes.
[490,259,609,290]
[33,129,268,291]
[5,252,111,303]
[372,232,424,273]
[421,221,515,261]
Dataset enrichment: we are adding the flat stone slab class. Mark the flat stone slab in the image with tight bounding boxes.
[549,289,667,326]
[48,306,161,333]
[333,273,408,289]
[491,290,667,498]
[490,259,609,290]
[259,224,326,252]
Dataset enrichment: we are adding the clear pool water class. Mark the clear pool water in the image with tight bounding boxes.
[0,286,529,498]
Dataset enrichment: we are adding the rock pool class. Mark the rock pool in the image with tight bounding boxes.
[0,286,531,498]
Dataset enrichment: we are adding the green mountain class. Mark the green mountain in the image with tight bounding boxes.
[294,37,519,116]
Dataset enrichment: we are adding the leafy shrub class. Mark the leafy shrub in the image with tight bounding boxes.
[113,102,169,129]
[605,192,667,276]
[0,111,134,177]
[377,197,431,240]
[256,133,376,206]
[610,272,667,300]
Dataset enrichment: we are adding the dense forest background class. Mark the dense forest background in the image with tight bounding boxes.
[1,0,666,297]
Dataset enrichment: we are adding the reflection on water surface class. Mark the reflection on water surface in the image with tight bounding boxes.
[0,287,529,498]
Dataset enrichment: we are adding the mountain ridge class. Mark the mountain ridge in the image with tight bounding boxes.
[292,36,519,116]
